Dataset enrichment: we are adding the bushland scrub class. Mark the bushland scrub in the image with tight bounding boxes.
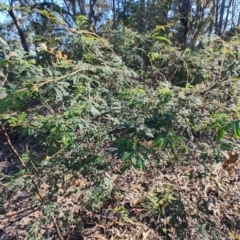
[0,5,240,240]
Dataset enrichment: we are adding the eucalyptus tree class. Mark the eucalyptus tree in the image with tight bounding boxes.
[1,0,240,53]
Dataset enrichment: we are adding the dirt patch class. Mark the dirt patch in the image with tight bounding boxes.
[1,136,240,239]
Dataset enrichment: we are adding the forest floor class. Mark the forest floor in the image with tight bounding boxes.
[1,137,240,240]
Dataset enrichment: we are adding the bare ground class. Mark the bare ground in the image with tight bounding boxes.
[1,137,240,240]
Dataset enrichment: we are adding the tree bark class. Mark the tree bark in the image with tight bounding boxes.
[89,0,96,22]
[138,0,145,33]
[215,0,219,35]
[8,9,29,52]
[218,0,226,36]
[179,0,191,46]
[223,0,233,32]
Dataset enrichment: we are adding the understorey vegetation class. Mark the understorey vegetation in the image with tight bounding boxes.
[0,1,240,239]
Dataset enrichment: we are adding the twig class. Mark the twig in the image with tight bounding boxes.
[26,143,39,173]
[200,77,229,96]
[0,122,45,201]
[39,93,55,115]
[8,9,29,52]
[51,214,64,240]
[1,122,65,238]
[0,122,27,169]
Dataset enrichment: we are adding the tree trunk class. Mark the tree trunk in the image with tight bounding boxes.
[209,0,215,35]
[77,0,86,15]
[215,0,219,35]
[112,0,116,27]
[8,9,29,52]
[218,0,226,36]
[223,0,233,32]
[179,0,191,46]
[138,0,145,33]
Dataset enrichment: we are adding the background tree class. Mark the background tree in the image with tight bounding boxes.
[0,0,240,239]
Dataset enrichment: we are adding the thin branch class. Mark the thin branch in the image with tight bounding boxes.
[51,214,64,240]
[0,122,27,169]
[0,121,45,201]
[8,9,29,52]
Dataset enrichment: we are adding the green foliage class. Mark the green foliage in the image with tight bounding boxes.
[1,8,240,240]
[84,177,113,208]
[142,188,175,219]
[114,206,130,222]
[28,220,41,240]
